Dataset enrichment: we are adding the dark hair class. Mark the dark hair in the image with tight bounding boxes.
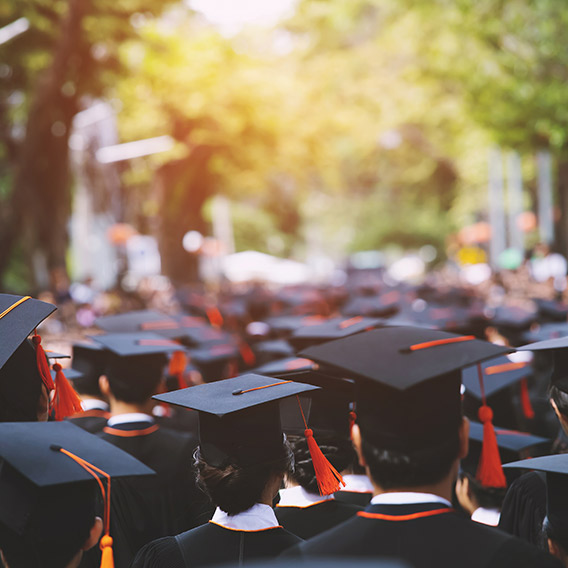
[462,472,507,510]
[288,434,356,494]
[105,354,165,404]
[195,442,293,515]
[550,384,568,418]
[543,516,568,559]
[0,481,97,568]
[361,433,460,490]
[0,340,43,422]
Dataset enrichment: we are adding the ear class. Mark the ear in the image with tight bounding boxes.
[458,416,470,460]
[82,516,103,551]
[351,423,366,467]
[99,375,110,398]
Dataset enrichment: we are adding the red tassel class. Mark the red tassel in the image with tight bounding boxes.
[520,378,535,420]
[100,535,114,568]
[52,363,83,421]
[168,351,188,390]
[304,428,345,496]
[32,334,55,392]
[476,405,506,488]
[206,306,224,328]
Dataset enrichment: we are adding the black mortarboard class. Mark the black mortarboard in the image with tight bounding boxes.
[0,421,153,535]
[265,315,326,337]
[187,343,241,382]
[44,351,70,360]
[90,333,180,393]
[289,316,383,350]
[461,355,532,399]
[489,305,538,331]
[341,296,399,318]
[154,374,318,468]
[504,454,568,535]
[534,298,568,322]
[51,367,84,381]
[94,310,177,334]
[523,322,568,344]
[252,356,318,376]
[519,336,568,393]
[0,294,56,371]
[253,340,295,360]
[90,332,182,357]
[301,327,511,450]
[462,421,550,481]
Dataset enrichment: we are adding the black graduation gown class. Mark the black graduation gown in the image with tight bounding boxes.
[283,502,562,568]
[131,522,302,568]
[66,408,110,433]
[95,421,213,568]
[275,499,362,539]
[334,490,373,507]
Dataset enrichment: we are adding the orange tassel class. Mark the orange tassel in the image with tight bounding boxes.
[349,411,357,438]
[32,334,55,392]
[476,405,506,488]
[168,351,188,390]
[100,535,114,568]
[305,428,345,496]
[238,341,256,367]
[52,363,83,421]
[520,378,535,420]
[206,306,223,328]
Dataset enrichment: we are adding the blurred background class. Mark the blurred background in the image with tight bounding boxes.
[1,0,567,303]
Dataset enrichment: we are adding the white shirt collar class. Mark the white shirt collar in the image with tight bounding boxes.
[210,504,279,531]
[81,399,109,412]
[471,507,501,526]
[277,486,334,508]
[371,492,452,508]
[107,413,154,427]
[340,474,374,494]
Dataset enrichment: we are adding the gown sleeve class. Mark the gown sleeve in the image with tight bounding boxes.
[130,536,186,568]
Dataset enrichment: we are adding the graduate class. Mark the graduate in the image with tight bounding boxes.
[65,341,110,433]
[283,327,561,567]
[132,374,323,567]
[88,332,212,567]
[0,293,77,423]
[504,454,568,566]
[0,421,153,568]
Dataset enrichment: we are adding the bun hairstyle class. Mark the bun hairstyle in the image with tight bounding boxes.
[195,440,293,515]
[288,434,355,495]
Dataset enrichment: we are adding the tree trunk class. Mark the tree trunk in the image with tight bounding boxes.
[0,0,84,290]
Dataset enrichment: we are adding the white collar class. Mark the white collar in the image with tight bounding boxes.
[471,507,501,527]
[210,504,279,531]
[340,474,374,494]
[107,413,154,427]
[371,492,452,507]
[81,399,109,412]
[277,486,334,508]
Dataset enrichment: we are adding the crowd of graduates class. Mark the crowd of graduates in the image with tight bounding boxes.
[4,266,568,567]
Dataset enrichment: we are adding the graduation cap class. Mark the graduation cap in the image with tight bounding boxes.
[95,310,178,334]
[0,294,82,422]
[155,374,344,495]
[252,356,318,377]
[341,296,399,318]
[534,298,568,322]
[90,333,182,395]
[462,421,550,484]
[265,315,326,336]
[253,340,295,360]
[51,367,84,381]
[289,316,383,350]
[522,322,568,344]
[0,421,153,567]
[504,454,568,537]
[519,335,568,393]
[462,355,535,419]
[301,327,511,456]
[187,343,241,383]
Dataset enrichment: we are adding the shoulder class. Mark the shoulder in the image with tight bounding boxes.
[131,536,185,568]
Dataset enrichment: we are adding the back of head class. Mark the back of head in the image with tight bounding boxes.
[105,352,166,404]
[0,340,43,422]
[0,474,96,568]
